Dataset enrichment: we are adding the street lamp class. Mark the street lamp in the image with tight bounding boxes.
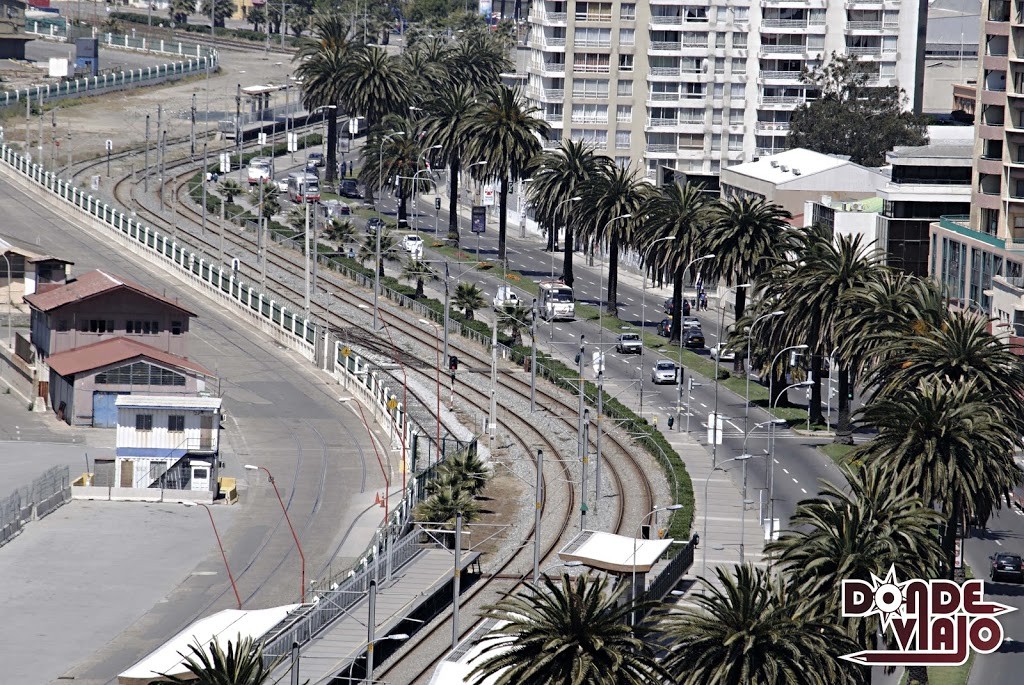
[243,464,307,603]
[766,380,814,541]
[419,318,443,461]
[182,501,242,609]
[373,130,406,331]
[0,252,11,349]
[379,323,410,494]
[596,214,632,343]
[553,195,582,276]
[712,283,751,467]
[673,255,714,419]
[700,454,752,582]
[637,235,677,418]
[745,310,785,436]
[631,504,683,624]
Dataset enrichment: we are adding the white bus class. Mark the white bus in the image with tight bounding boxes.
[538,280,575,321]
[286,171,320,203]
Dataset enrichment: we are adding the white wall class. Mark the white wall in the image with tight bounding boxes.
[117,406,220,454]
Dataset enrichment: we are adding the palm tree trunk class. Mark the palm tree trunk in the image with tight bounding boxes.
[670,269,683,345]
[398,191,408,223]
[940,495,963,581]
[416,278,424,298]
[732,286,747,373]
[772,364,790,407]
[547,223,558,252]
[906,666,929,684]
[562,224,575,287]
[325,108,338,184]
[809,353,824,425]
[835,366,854,445]
[498,177,509,261]
[447,157,461,244]
[607,233,620,317]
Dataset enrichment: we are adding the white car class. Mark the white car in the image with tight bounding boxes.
[493,285,520,310]
[651,360,679,385]
[681,316,702,330]
[401,234,424,253]
[709,344,736,362]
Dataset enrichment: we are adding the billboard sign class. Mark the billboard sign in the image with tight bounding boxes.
[471,206,487,234]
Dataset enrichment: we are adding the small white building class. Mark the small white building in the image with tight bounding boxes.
[804,196,885,247]
[114,395,222,491]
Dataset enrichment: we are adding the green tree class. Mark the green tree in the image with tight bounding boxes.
[359,122,429,224]
[413,484,482,542]
[469,573,667,685]
[324,218,357,246]
[662,564,857,685]
[218,179,242,205]
[258,187,280,220]
[788,53,928,166]
[442,28,513,91]
[427,448,490,498]
[401,258,437,298]
[286,4,310,36]
[526,140,613,285]
[156,635,282,684]
[640,182,713,345]
[497,301,530,346]
[453,281,485,320]
[420,83,477,245]
[169,0,193,25]
[199,0,236,29]
[358,230,400,277]
[462,85,548,261]
[339,45,412,133]
[244,5,266,31]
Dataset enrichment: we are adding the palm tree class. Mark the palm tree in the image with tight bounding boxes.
[169,0,193,25]
[854,378,1022,577]
[401,258,436,298]
[453,282,485,320]
[295,12,355,184]
[258,187,280,221]
[199,0,236,29]
[706,196,793,368]
[431,448,490,497]
[576,165,651,317]
[641,182,712,344]
[443,29,513,91]
[662,564,858,685]
[358,231,399,277]
[218,179,242,205]
[339,45,411,133]
[157,635,282,684]
[421,83,477,245]
[462,86,549,262]
[469,573,667,685]
[358,123,427,224]
[526,140,613,285]
[324,218,357,246]
[413,485,481,547]
[244,5,266,31]
[497,301,530,347]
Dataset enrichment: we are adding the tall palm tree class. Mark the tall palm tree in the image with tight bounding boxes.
[358,230,399,277]
[576,165,651,317]
[421,83,477,245]
[401,258,436,298]
[854,378,1022,577]
[339,45,412,133]
[662,564,858,685]
[462,86,549,262]
[295,12,355,184]
[641,182,712,344]
[169,0,193,25]
[497,301,530,347]
[469,573,667,685]
[359,123,427,223]
[443,29,513,91]
[199,0,235,29]
[157,635,282,684]
[706,196,793,369]
[453,282,485,320]
[413,485,482,547]
[525,140,613,285]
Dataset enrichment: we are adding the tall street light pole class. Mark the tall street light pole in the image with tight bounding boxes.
[637,235,677,418]
[373,131,406,331]
[595,214,632,344]
[767,380,813,542]
[182,501,242,609]
[630,504,683,624]
[744,310,786,436]
[419,318,444,460]
[243,464,307,603]
[701,454,751,582]
[711,283,751,468]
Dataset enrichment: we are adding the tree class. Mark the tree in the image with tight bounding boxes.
[442,28,513,91]
[462,86,548,261]
[324,218,357,246]
[576,165,651,317]
[199,0,236,29]
[286,4,310,36]
[428,448,490,497]
[453,282,485,320]
[401,258,436,298]
[420,83,477,245]
[244,5,266,32]
[497,301,529,347]
[640,182,712,345]
[358,231,399,277]
[156,635,282,684]
[526,140,613,285]
[359,122,429,224]
[169,0,193,26]
[705,195,793,367]
[469,573,667,685]
[413,484,482,542]
[258,187,280,221]
[339,45,412,133]
[662,564,858,685]
[788,53,928,166]
[218,179,242,205]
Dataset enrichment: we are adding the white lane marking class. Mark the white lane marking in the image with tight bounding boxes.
[782,468,790,474]
[625,297,635,302]
[622,361,631,366]
[727,420,742,431]
[773,458,779,464]
[699,402,708,408]
[792,477,799,484]
[996,540,1004,546]
[801,487,808,494]
[555,326,563,331]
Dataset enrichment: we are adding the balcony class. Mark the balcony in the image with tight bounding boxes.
[650,15,683,25]
[574,12,612,22]
[649,66,684,76]
[755,121,792,132]
[760,70,802,81]
[531,61,566,73]
[575,38,611,48]
[529,11,567,23]
[527,87,565,100]
[648,92,681,101]
[572,64,611,74]
[543,112,563,122]
[651,41,683,51]
[648,118,680,128]
[847,46,883,56]
[761,44,806,54]
[756,147,787,156]
[759,95,806,105]
[646,144,678,153]
[761,19,809,28]
[846,20,882,30]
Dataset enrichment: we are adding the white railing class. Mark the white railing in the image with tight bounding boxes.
[575,12,612,21]
[762,19,809,27]
[646,144,678,152]
[650,15,683,24]
[572,63,611,73]
[760,95,806,104]
[648,118,679,127]
[755,121,792,131]
[760,71,802,80]
[575,38,612,48]
[571,115,609,124]
[761,44,806,53]
[847,46,883,55]
[651,41,683,50]
[847,20,883,29]
[650,66,682,76]
[649,92,681,101]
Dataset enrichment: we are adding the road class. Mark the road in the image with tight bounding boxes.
[0,174,387,685]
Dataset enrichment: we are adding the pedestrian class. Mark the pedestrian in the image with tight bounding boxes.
[342,160,348,177]
[700,292,708,311]
[682,299,690,316]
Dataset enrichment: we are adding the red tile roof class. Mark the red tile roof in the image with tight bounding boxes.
[24,269,196,315]
[46,337,213,377]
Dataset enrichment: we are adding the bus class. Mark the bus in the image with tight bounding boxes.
[286,172,320,203]
[538,280,575,321]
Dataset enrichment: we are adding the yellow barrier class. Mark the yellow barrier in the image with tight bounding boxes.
[219,477,238,505]
[72,473,93,487]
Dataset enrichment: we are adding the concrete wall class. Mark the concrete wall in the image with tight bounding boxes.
[70,483,214,504]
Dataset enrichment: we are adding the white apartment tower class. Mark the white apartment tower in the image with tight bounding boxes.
[525,0,927,178]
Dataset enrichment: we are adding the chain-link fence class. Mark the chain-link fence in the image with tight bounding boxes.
[0,465,71,548]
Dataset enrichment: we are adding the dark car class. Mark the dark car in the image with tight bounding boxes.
[990,552,1024,582]
[307,152,325,168]
[366,217,386,234]
[303,162,321,178]
[683,329,705,349]
[338,179,362,199]
[657,318,671,337]
[664,297,691,317]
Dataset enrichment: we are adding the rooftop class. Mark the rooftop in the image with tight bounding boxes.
[725,149,862,186]
[558,530,675,573]
[0,233,72,264]
[24,269,196,315]
[115,395,223,411]
[46,337,213,377]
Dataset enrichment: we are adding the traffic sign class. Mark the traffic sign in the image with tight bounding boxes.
[219,152,230,173]
[481,185,495,207]
[258,132,267,146]
[104,139,112,152]
[287,132,298,152]
[387,398,398,410]
[471,206,486,234]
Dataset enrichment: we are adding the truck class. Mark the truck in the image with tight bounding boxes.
[493,285,520,310]
[538,280,575,321]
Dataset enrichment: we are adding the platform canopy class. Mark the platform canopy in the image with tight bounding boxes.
[558,530,674,574]
[117,604,300,684]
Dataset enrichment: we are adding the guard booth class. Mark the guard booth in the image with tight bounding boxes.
[74,37,99,76]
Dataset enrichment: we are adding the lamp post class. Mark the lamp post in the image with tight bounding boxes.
[767,380,814,542]
[418,318,443,461]
[373,130,406,331]
[0,252,11,349]
[379,324,410,494]
[767,344,808,434]
[711,284,751,467]
[631,504,683,624]
[700,454,752,582]
[744,310,785,436]
[595,214,632,342]
[243,465,307,603]
[182,502,242,609]
[637,236,679,418]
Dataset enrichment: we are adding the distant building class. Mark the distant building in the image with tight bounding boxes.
[0,234,73,306]
[923,0,981,113]
[805,196,884,246]
[952,81,978,118]
[0,0,31,60]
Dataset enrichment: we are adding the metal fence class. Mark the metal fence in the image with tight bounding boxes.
[639,537,697,618]
[0,465,71,548]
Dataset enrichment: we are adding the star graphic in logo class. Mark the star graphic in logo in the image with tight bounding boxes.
[863,565,912,633]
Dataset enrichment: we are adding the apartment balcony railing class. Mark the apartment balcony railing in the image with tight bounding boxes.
[528,88,565,100]
[682,38,710,47]
[846,20,883,30]
[542,37,566,47]
[755,121,792,132]
[650,15,683,24]
[762,19,809,28]
[529,11,567,22]
[760,95,806,105]
[757,147,787,155]
[531,62,566,72]
[575,12,612,21]
[575,39,612,48]
[571,116,609,124]
[646,144,678,152]
[648,92,681,101]
[543,112,563,122]
[648,118,680,127]
[572,64,611,73]
[760,70,802,80]
[651,41,684,50]
[847,46,883,55]
[761,44,806,53]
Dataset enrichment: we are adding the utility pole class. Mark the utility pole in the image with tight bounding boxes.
[235,83,243,182]
[489,317,497,441]
[595,373,603,513]
[159,130,167,210]
[144,113,150,192]
[576,334,586,524]
[533,449,543,583]
[452,511,463,649]
[530,298,537,413]
[190,93,197,158]
[303,200,311,315]
[50,109,56,171]
[201,140,208,238]
[259,180,268,289]
[280,0,286,47]
[581,409,589,529]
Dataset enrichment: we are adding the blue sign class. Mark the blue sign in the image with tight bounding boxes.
[471,206,486,234]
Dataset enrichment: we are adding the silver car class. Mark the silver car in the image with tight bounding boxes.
[651,360,679,384]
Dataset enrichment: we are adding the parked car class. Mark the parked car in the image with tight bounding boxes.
[709,343,736,362]
[651,360,679,384]
[401,234,424,253]
[616,333,642,354]
[365,217,386,234]
[274,178,289,193]
[493,285,520,310]
[683,329,706,349]
[338,179,362,199]
[246,157,273,186]
[307,152,325,168]
[990,552,1024,582]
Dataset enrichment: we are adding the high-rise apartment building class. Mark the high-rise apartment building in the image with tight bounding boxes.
[525,0,927,178]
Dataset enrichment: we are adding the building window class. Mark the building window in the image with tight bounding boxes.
[618,54,634,72]
[127,320,160,334]
[733,7,748,22]
[619,28,635,45]
[57,319,68,332]
[149,461,168,482]
[95,361,187,387]
[571,103,609,123]
[615,156,631,168]
[168,415,185,432]
[615,131,632,149]
[571,78,609,98]
[570,128,608,148]
[616,105,632,122]
[734,33,747,48]
[88,319,115,334]
[136,414,154,431]
[171,321,183,335]
[728,134,744,150]
[715,33,726,48]
[617,80,633,96]
[620,3,635,20]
